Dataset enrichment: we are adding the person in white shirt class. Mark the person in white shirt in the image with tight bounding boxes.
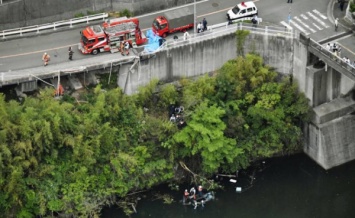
[325,43,330,51]
[197,22,202,33]
[183,31,190,41]
[335,18,338,31]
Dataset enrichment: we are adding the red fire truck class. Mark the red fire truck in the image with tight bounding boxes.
[79,17,147,55]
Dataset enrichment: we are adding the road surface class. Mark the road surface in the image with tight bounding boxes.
[1,0,352,73]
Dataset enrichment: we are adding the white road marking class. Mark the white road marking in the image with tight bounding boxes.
[312,23,323,30]
[136,0,210,18]
[289,20,310,35]
[307,11,329,28]
[312,9,328,20]
[294,16,316,33]
[300,14,308,20]
[0,44,78,59]
[280,21,293,30]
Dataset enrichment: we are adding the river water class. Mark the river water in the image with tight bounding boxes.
[101,154,355,218]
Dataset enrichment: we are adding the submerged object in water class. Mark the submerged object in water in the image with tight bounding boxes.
[182,191,215,208]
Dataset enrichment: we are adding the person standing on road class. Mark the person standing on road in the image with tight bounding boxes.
[124,41,130,55]
[183,31,190,41]
[325,43,331,51]
[68,47,74,61]
[334,18,339,31]
[42,52,50,66]
[202,18,208,31]
[252,14,258,28]
[197,22,202,33]
[287,0,292,3]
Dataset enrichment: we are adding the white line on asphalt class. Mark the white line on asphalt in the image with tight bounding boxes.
[332,33,353,41]
[312,23,323,30]
[340,44,355,56]
[307,11,329,28]
[300,14,308,20]
[0,44,78,59]
[280,21,293,30]
[135,0,210,18]
[289,20,310,35]
[294,16,316,33]
[312,9,328,20]
[137,0,260,19]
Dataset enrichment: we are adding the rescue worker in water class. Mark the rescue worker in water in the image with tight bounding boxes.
[183,189,189,204]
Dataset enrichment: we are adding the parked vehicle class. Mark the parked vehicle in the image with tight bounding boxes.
[227,1,258,21]
[79,17,147,55]
[152,7,194,38]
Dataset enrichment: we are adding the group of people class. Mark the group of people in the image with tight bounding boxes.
[196,18,208,33]
[42,46,74,66]
[169,105,187,129]
[120,41,131,56]
[325,42,355,67]
[41,40,131,66]
[183,186,206,209]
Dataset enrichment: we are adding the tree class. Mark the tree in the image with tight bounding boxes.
[172,100,243,174]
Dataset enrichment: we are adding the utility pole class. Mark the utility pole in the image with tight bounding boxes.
[288,7,292,25]
[194,0,196,33]
[57,71,60,96]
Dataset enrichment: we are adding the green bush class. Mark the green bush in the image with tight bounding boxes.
[86,10,97,15]
[74,12,85,18]
[350,0,355,12]
[120,9,133,18]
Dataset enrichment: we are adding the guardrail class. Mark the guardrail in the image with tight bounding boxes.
[308,38,355,79]
[142,22,294,55]
[1,13,108,39]
[0,0,19,5]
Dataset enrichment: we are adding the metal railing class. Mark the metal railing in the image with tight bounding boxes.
[0,0,20,5]
[141,22,294,55]
[308,38,355,76]
[1,13,108,39]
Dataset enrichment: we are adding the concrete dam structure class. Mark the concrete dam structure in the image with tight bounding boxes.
[1,23,354,170]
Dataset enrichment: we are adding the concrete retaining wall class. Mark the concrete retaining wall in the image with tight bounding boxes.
[0,0,194,30]
[123,31,294,94]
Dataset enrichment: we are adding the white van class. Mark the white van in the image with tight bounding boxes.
[227,1,258,20]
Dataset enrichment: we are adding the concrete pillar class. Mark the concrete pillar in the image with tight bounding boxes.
[305,97,355,169]
[340,73,355,96]
[306,65,344,107]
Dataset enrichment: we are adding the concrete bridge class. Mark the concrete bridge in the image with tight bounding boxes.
[1,23,354,170]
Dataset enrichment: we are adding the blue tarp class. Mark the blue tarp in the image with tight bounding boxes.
[143,29,163,53]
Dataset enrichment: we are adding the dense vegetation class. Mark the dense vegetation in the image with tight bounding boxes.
[0,54,309,217]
